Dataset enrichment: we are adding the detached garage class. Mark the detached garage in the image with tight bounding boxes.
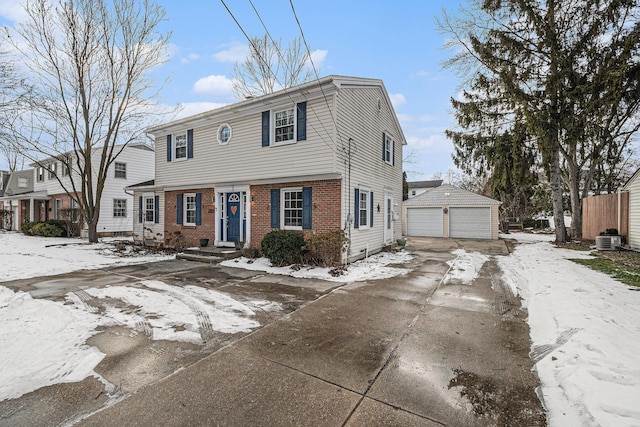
[403,184,501,240]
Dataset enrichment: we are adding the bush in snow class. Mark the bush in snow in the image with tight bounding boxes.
[303,230,347,267]
[261,230,305,266]
[31,222,64,237]
[21,221,37,235]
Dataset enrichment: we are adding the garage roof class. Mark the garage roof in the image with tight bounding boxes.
[403,184,501,206]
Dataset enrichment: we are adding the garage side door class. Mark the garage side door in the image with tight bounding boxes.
[449,207,491,239]
[407,207,443,237]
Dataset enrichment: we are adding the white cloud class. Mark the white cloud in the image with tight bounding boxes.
[389,93,406,109]
[192,75,234,97]
[180,53,201,64]
[174,102,228,119]
[213,43,249,63]
[0,0,28,23]
[307,49,327,69]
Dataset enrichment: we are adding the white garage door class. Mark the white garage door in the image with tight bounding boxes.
[449,207,491,239]
[407,207,443,237]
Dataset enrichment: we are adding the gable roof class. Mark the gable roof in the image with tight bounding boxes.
[147,75,406,145]
[408,179,442,189]
[403,184,501,206]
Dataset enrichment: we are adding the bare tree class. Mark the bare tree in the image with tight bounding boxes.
[5,0,169,242]
[231,34,314,99]
[0,44,29,172]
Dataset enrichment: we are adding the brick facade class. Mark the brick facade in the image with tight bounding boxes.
[164,188,216,248]
[250,179,342,249]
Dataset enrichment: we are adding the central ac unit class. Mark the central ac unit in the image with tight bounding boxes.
[595,235,621,251]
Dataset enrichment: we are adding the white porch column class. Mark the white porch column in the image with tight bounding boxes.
[29,198,34,222]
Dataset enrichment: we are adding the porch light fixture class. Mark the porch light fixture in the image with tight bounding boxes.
[377,203,380,212]
[443,208,448,214]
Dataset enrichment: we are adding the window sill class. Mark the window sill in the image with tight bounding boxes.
[270,140,297,147]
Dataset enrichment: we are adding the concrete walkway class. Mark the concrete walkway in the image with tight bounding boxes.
[80,238,545,426]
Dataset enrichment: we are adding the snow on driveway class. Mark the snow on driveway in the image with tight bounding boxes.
[1,280,282,402]
[0,231,173,283]
[499,233,640,427]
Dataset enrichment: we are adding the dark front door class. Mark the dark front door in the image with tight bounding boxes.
[227,192,241,242]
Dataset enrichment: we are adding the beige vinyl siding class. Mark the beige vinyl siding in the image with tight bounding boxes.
[155,96,336,188]
[335,86,404,259]
[627,179,640,248]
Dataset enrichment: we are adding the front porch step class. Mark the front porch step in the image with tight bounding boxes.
[177,246,243,264]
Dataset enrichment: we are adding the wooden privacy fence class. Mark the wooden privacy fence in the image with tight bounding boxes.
[582,192,629,240]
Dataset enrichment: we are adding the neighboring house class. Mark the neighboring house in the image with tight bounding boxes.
[131,75,405,261]
[0,143,154,236]
[0,169,36,231]
[403,184,501,240]
[407,179,443,199]
[622,169,640,248]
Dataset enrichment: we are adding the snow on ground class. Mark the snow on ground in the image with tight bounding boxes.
[499,233,640,427]
[0,231,174,283]
[445,248,489,285]
[220,250,413,282]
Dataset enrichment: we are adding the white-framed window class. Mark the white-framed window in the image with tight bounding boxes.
[384,133,394,165]
[411,190,416,196]
[62,156,71,176]
[18,177,28,188]
[114,162,126,178]
[217,124,232,145]
[144,196,155,222]
[54,198,63,220]
[281,188,303,229]
[184,193,197,226]
[113,199,127,217]
[48,163,57,180]
[273,107,295,145]
[174,133,187,160]
[359,189,370,228]
[36,166,44,182]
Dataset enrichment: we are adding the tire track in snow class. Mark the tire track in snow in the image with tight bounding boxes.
[530,328,581,362]
[143,282,215,343]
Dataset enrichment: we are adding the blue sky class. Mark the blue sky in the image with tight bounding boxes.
[0,0,465,179]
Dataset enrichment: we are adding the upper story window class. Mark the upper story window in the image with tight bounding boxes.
[18,177,28,188]
[48,163,57,180]
[383,132,395,165]
[167,130,193,162]
[217,124,232,145]
[175,134,187,160]
[36,166,45,182]
[281,188,303,229]
[262,102,306,147]
[274,108,295,144]
[114,162,126,178]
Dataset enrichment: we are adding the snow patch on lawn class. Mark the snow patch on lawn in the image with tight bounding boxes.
[220,250,412,282]
[497,232,640,427]
[445,249,489,285]
[0,231,173,283]
[0,287,104,401]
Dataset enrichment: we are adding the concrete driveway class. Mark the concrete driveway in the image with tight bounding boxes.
[1,237,545,426]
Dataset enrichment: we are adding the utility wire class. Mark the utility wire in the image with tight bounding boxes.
[247,0,335,152]
[220,0,336,154]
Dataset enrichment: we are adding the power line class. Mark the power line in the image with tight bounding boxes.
[220,0,336,154]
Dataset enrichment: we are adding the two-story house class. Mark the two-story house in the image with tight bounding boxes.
[0,143,154,236]
[132,75,405,262]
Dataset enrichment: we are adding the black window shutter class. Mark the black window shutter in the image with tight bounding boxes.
[262,111,270,147]
[354,188,360,229]
[138,196,143,223]
[302,187,312,230]
[270,189,279,228]
[177,194,183,225]
[382,132,386,162]
[154,195,160,224]
[370,191,374,227]
[195,193,202,225]
[187,129,194,159]
[296,102,307,141]
[392,139,395,166]
[167,135,172,162]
